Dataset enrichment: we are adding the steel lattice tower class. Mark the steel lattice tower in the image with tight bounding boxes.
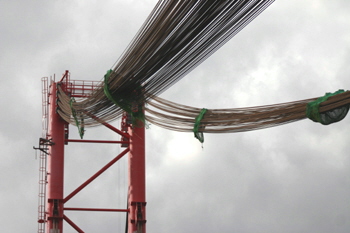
[35,71,146,233]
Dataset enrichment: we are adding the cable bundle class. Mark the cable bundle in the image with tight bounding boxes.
[145,91,350,135]
[57,0,275,127]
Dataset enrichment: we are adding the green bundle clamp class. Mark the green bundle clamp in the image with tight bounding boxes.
[103,70,145,127]
[193,108,207,143]
[306,89,349,125]
[70,98,85,139]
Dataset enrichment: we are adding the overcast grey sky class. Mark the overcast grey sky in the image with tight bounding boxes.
[1,0,350,232]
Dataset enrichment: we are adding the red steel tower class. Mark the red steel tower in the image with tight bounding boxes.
[36,71,146,233]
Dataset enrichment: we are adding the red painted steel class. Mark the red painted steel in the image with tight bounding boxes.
[46,82,67,233]
[87,112,130,139]
[101,121,130,138]
[59,71,102,98]
[66,80,102,98]
[40,71,147,232]
[66,139,129,144]
[64,207,129,212]
[128,122,146,233]
[63,215,84,233]
[64,147,129,203]
[59,70,69,82]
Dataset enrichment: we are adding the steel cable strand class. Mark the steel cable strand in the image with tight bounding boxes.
[56,1,276,126]
[104,0,276,108]
[145,93,350,134]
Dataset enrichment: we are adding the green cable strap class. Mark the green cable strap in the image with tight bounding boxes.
[103,70,119,106]
[193,108,208,143]
[103,70,145,127]
[70,98,85,139]
[306,89,346,125]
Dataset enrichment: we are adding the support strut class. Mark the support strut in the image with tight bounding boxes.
[46,82,67,233]
[128,121,146,233]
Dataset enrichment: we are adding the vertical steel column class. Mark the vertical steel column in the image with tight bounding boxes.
[46,82,66,233]
[128,121,146,233]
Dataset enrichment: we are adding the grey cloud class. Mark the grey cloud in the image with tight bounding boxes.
[1,0,350,232]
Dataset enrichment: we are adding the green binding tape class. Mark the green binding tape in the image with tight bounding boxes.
[103,70,145,127]
[193,108,207,143]
[306,89,347,125]
[103,69,120,107]
[70,98,85,139]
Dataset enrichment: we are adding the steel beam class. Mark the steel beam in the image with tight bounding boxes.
[46,82,67,232]
[64,207,129,212]
[128,122,146,233]
[64,148,129,203]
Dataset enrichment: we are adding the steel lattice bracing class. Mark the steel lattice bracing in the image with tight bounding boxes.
[38,72,146,233]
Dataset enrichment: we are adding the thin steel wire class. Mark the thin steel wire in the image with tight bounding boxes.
[57,0,275,127]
